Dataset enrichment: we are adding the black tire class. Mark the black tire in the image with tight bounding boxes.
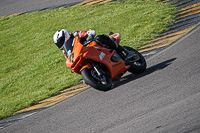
[81,68,112,91]
[123,46,147,74]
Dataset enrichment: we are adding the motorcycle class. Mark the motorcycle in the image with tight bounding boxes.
[64,33,146,91]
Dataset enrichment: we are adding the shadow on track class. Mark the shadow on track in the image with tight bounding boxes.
[111,58,177,89]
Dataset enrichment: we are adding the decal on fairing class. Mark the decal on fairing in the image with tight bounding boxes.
[99,52,105,60]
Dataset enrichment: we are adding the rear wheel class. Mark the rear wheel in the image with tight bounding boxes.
[81,68,112,91]
[123,46,146,74]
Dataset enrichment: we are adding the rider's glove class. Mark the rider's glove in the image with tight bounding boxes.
[87,29,96,37]
[86,34,94,42]
[73,31,79,37]
[86,29,96,42]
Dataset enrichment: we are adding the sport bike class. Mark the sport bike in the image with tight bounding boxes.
[64,33,146,91]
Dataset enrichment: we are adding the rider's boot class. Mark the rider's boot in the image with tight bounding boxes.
[113,41,140,62]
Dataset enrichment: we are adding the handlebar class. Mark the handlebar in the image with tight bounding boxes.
[82,39,95,46]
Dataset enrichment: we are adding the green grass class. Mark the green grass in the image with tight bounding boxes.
[0,0,176,119]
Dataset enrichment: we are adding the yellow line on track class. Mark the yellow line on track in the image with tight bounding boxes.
[72,0,96,6]
[178,10,200,19]
[177,4,200,16]
[85,0,113,5]
[85,0,106,5]
[17,84,90,113]
[178,2,200,12]
[0,12,26,18]
[73,0,113,6]
[162,0,173,3]
[138,26,198,53]
[99,0,113,4]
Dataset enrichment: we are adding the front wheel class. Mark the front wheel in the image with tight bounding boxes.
[81,68,112,91]
[123,46,147,74]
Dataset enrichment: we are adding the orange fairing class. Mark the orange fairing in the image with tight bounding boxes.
[110,33,120,44]
[65,33,127,79]
[82,45,127,79]
[65,37,85,74]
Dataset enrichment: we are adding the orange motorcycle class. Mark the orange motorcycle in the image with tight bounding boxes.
[64,33,146,91]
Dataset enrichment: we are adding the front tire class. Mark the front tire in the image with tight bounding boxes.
[81,68,112,91]
[123,46,147,74]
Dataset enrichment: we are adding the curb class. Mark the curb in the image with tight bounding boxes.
[140,0,200,57]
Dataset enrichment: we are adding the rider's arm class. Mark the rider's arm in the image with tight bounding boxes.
[63,49,72,58]
[86,29,96,42]
[73,30,96,44]
[63,50,67,58]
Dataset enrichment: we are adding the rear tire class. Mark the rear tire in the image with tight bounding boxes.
[81,68,112,91]
[123,46,147,74]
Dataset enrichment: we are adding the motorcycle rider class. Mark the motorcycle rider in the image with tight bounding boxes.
[53,29,139,61]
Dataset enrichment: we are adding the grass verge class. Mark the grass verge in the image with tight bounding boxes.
[0,0,176,119]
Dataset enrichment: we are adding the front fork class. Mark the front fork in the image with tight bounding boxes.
[89,60,102,76]
[89,60,108,85]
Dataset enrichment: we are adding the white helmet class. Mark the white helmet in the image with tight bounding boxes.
[53,29,70,49]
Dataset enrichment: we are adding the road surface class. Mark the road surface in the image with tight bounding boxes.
[0,0,83,17]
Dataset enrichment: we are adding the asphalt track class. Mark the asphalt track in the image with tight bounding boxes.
[0,0,83,17]
[1,22,200,133]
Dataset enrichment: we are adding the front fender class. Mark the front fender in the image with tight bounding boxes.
[80,63,92,72]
